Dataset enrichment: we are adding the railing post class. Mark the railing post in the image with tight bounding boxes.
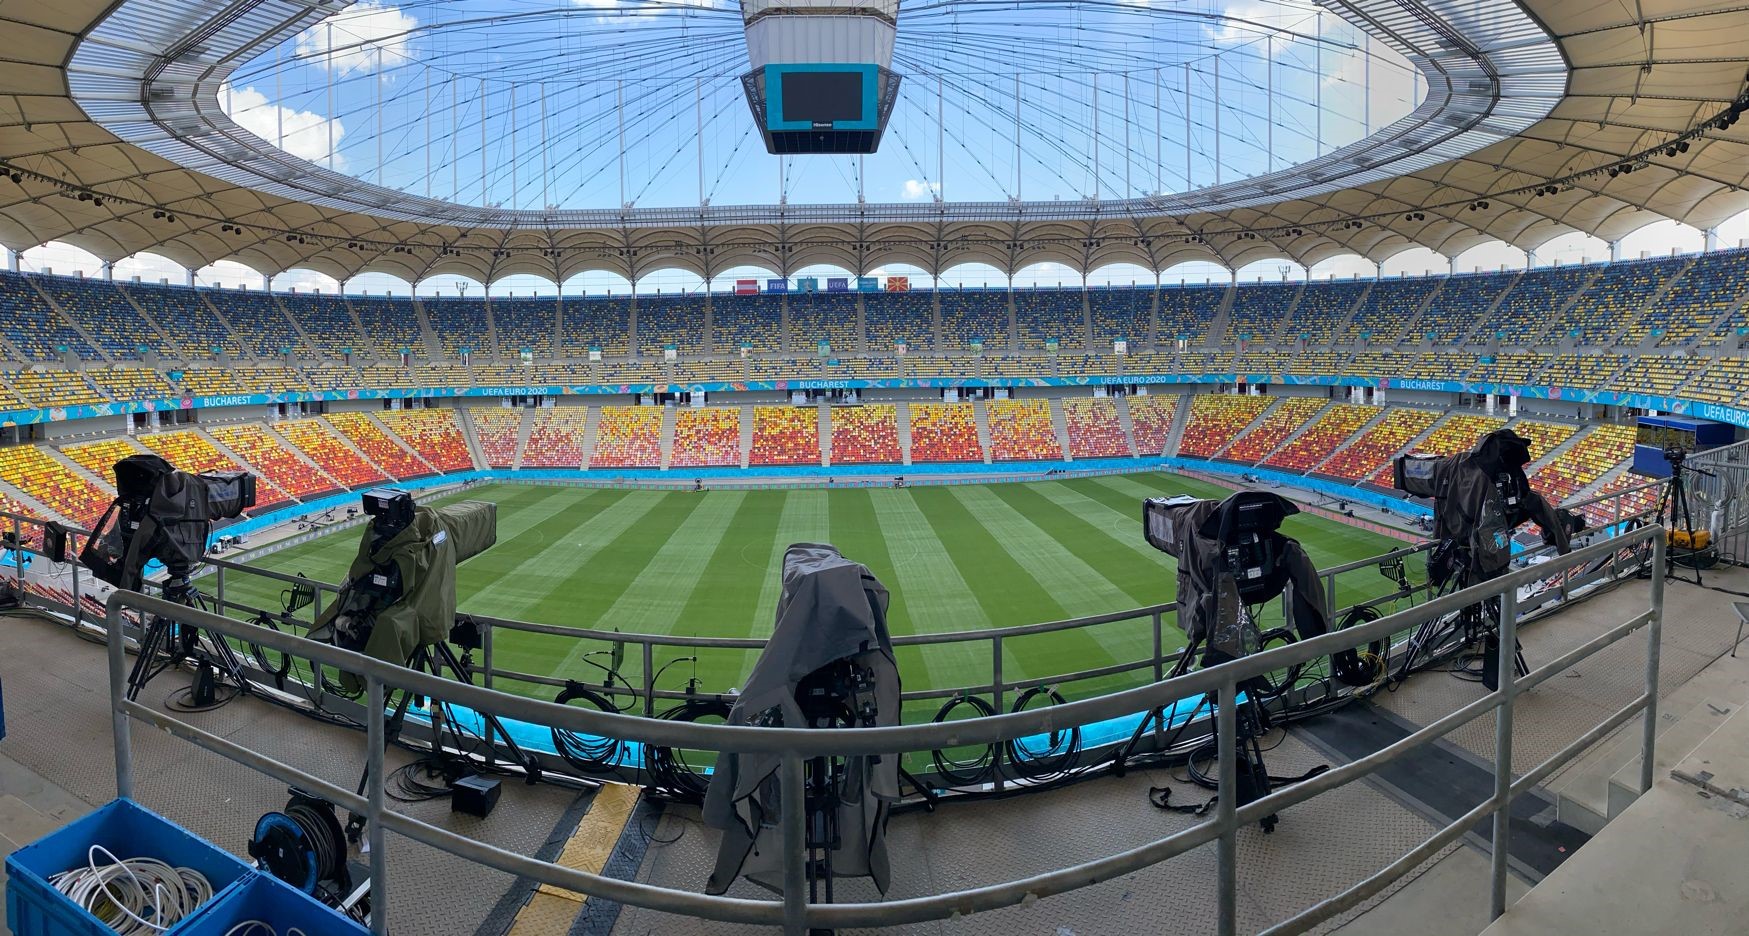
[1152,611,1165,683]
[1641,533,1666,795]
[991,635,1006,792]
[71,560,82,629]
[779,754,808,936]
[106,600,134,800]
[215,565,226,616]
[642,641,656,717]
[482,621,495,692]
[11,516,22,596]
[367,677,389,936]
[1216,678,1238,936]
[1490,585,1519,921]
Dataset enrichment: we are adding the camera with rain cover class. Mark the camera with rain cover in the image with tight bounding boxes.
[79,454,255,591]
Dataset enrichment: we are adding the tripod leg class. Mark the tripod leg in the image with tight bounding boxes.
[125,617,171,702]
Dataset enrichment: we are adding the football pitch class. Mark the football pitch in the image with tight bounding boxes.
[226,474,1403,702]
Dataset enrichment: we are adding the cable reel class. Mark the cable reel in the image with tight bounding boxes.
[248,792,348,895]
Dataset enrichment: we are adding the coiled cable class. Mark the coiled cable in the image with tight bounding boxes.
[48,845,213,935]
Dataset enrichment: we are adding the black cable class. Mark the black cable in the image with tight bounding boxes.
[928,694,999,787]
[1005,686,1081,781]
[646,696,732,802]
[551,680,624,773]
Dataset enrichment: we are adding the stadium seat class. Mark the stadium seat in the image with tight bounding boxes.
[1224,285,1290,345]
[327,411,436,477]
[421,299,493,360]
[490,299,559,359]
[591,406,662,468]
[1089,287,1154,352]
[1560,257,1684,345]
[0,443,114,528]
[205,289,305,359]
[86,367,176,402]
[1265,404,1378,471]
[1127,395,1180,456]
[1156,286,1223,348]
[1508,419,1578,462]
[134,430,293,511]
[208,423,339,499]
[828,404,901,465]
[350,297,424,360]
[908,403,982,463]
[279,293,366,359]
[520,408,589,468]
[1177,394,1273,458]
[33,276,156,361]
[940,290,1010,354]
[749,406,821,466]
[1532,423,1637,504]
[1416,272,1515,344]
[1062,398,1132,458]
[0,273,103,362]
[469,407,524,468]
[1016,289,1086,352]
[1485,266,1592,344]
[1222,397,1328,463]
[986,399,1059,461]
[671,407,742,468]
[1283,281,1368,345]
[636,296,707,357]
[4,369,106,407]
[61,437,141,485]
[1339,279,1440,345]
[274,418,390,488]
[120,281,243,361]
[562,298,632,358]
[1368,412,1507,485]
[864,292,934,354]
[376,408,474,472]
[786,293,859,355]
[1321,408,1441,481]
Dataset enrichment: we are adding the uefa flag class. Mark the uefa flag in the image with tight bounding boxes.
[827,277,849,292]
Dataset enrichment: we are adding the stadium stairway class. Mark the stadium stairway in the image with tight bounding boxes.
[509,409,533,469]
[1047,398,1074,461]
[1246,398,1336,464]
[579,407,602,470]
[895,401,914,466]
[817,403,832,466]
[314,416,394,478]
[454,407,489,469]
[1307,405,1394,474]
[658,406,677,470]
[1208,395,1286,460]
[1164,393,1193,457]
[195,291,256,364]
[364,411,441,475]
[737,404,754,469]
[971,400,995,464]
[411,299,443,360]
[39,441,115,493]
[1113,396,1142,456]
[268,294,331,360]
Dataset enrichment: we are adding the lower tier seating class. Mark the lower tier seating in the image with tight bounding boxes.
[326,411,434,478]
[274,419,388,489]
[1508,419,1578,463]
[1369,412,1508,485]
[1178,394,1273,458]
[908,403,982,463]
[590,407,662,468]
[829,405,901,465]
[468,408,524,468]
[522,408,588,468]
[134,430,293,510]
[376,409,474,473]
[986,399,1059,461]
[1127,395,1180,456]
[1320,408,1441,481]
[1221,397,1328,463]
[0,444,113,529]
[1532,424,1636,503]
[749,406,821,467]
[1062,398,1132,458]
[671,408,741,468]
[1264,404,1378,471]
[61,438,140,485]
[207,424,339,499]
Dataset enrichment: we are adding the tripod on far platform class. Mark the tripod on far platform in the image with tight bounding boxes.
[1657,447,1714,586]
[126,573,253,705]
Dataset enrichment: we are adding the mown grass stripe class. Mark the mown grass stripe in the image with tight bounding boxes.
[676,490,789,691]
[866,489,990,686]
[827,488,949,693]
[753,488,830,628]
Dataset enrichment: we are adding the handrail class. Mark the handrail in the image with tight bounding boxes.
[101,525,1667,935]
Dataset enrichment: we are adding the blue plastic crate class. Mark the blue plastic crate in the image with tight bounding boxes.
[177,872,369,936]
[5,798,252,936]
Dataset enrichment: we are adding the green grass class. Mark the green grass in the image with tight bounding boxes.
[222,475,1404,706]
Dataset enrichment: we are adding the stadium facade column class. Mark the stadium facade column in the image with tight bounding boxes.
[1609,240,1624,262]
[1706,227,1721,252]
[2,247,14,272]
[185,269,196,288]
[100,260,113,281]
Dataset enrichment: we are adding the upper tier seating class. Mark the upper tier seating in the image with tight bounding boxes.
[787,294,859,355]
[1417,272,1515,343]
[278,293,365,358]
[491,300,558,358]
[1062,398,1132,458]
[671,408,742,468]
[121,282,242,361]
[135,430,292,510]
[349,297,424,359]
[710,295,783,354]
[940,291,1009,353]
[33,276,153,361]
[1471,352,1549,385]
[864,292,934,353]
[1225,285,1290,344]
[1016,290,1086,352]
[1090,288,1153,350]
[1127,395,1180,456]
[376,408,473,472]
[1532,423,1636,504]
[0,444,113,528]
[1486,266,1593,344]
[469,407,523,468]
[1559,257,1684,345]
[749,406,821,466]
[1338,279,1440,345]
[0,273,101,362]
[205,289,304,360]
[1285,281,1368,344]
[636,296,706,357]
[207,424,338,499]
[274,419,388,489]
[908,403,982,463]
[1222,396,1328,462]
[1178,394,1274,458]
[421,300,492,359]
[327,411,434,477]
[1541,354,1626,390]
[1320,408,1440,481]
[590,407,662,468]
[986,399,1059,461]
[1265,404,1378,471]
[828,405,901,465]
[1368,412,1508,484]
[1157,286,1223,347]
[1614,356,1702,398]
[562,298,632,357]
[1624,251,1749,347]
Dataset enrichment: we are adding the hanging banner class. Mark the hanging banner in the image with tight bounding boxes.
[735,279,758,295]
[886,276,910,293]
[827,277,850,292]
[857,277,880,292]
[1045,337,1060,353]
[895,340,907,357]
[818,340,831,357]
[970,338,985,354]
[664,344,678,362]
[796,277,818,293]
[1114,339,1128,355]
[589,347,603,362]
[766,279,789,294]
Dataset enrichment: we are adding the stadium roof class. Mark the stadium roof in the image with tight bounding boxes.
[1,0,1747,283]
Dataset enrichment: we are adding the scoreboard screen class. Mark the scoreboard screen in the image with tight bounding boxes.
[766,64,879,132]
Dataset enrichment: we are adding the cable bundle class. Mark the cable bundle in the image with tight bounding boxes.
[48,845,213,934]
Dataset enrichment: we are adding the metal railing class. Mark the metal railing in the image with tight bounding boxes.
[101,526,1667,935]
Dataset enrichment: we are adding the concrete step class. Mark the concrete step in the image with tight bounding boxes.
[1671,698,1749,805]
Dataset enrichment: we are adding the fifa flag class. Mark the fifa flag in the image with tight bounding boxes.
[827,277,850,292]
[857,277,879,292]
[735,279,758,295]
[766,278,789,294]
[886,276,910,293]
[796,277,818,293]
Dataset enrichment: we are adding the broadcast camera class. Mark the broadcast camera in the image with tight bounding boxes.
[79,454,255,592]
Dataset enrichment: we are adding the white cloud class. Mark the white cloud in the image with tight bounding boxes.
[222,84,347,168]
[901,179,941,200]
[297,2,417,78]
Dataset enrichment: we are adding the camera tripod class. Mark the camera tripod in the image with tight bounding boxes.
[1657,448,1714,586]
[1391,554,1526,693]
[345,636,540,841]
[125,573,254,705]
